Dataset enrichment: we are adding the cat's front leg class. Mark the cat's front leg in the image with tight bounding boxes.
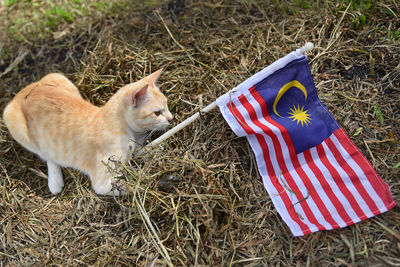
[47,160,64,194]
[90,164,127,196]
[92,178,127,196]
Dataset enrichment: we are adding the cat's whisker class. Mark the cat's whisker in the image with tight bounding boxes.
[144,130,156,140]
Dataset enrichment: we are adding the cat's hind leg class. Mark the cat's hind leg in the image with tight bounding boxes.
[3,101,38,153]
[47,160,64,194]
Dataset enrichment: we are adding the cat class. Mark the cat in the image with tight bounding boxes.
[2,69,173,195]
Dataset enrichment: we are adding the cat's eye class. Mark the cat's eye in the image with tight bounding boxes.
[154,110,162,116]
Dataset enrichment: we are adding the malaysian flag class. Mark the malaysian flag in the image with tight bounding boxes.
[216,50,396,236]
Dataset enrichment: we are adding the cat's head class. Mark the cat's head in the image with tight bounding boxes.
[122,69,173,133]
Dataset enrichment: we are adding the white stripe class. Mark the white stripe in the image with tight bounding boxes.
[330,134,387,213]
[246,135,303,236]
[233,96,323,232]
[219,103,248,137]
[297,152,347,228]
[309,147,361,223]
[321,141,373,216]
[224,96,306,235]
[242,93,333,230]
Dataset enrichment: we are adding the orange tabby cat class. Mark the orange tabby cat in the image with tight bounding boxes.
[3,69,173,195]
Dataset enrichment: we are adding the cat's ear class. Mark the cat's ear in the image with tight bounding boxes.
[131,85,148,107]
[146,68,163,85]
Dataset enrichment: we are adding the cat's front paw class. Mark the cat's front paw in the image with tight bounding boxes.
[110,183,127,196]
[92,178,127,196]
[48,178,64,195]
[47,161,64,195]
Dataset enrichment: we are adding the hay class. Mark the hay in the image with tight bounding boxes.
[1,0,399,265]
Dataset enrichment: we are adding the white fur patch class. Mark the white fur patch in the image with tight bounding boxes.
[47,161,64,194]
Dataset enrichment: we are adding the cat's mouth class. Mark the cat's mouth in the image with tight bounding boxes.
[143,124,169,141]
[144,122,170,133]
[156,122,170,131]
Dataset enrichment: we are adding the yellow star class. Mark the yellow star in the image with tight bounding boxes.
[287,105,312,127]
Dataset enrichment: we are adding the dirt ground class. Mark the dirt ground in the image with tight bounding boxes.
[0,0,399,266]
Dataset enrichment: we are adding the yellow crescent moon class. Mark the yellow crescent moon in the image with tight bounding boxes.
[273,80,307,118]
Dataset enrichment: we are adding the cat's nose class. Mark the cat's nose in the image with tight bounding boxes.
[166,114,173,123]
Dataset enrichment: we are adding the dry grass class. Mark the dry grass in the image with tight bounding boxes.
[1,0,399,266]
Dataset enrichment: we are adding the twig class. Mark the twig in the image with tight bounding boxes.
[0,50,28,78]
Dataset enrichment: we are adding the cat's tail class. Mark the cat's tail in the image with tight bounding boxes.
[3,101,38,153]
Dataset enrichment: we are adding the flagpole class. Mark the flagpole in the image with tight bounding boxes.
[144,42,314,150]
[297,42,314,54]
[147,101,218,147]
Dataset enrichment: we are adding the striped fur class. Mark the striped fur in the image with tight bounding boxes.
[3,69,173,195]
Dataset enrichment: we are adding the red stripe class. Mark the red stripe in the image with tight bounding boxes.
[248,87,340,228]
[333,129,395,208]
[227,101,311,235]
[316,144,367,220]
[325,137,380,215]
[303,149,354,225]
[239,94,334,230]
[249,87,297,158]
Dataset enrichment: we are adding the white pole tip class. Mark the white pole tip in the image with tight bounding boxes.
[298,42,314,53]
[304,42,314,51]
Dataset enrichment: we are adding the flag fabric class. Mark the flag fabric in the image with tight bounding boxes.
[216,50,396,236]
